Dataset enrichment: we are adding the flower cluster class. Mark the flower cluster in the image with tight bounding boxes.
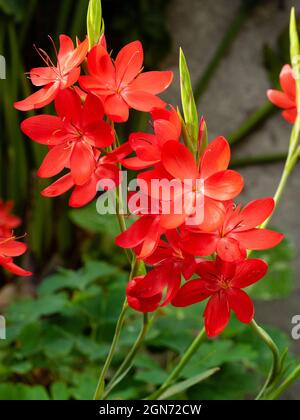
[16,35,285,336]
[16,35,173,208]
[0,200,31,277]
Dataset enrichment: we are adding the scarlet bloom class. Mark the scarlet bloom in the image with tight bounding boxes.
[181,198,284,261]
[21,89,115,185]
[267,64,297,123]
[126,230,196,313]
[116,214,165,260]
[14,35,88,111]
[172,258,268,337]
[122,106,181,170]
[138,136,244,230]
[0,200,21,237]
[0,236,32,277]
[41,144,130,208]
[79,41,173,122]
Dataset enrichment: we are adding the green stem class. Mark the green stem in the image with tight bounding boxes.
[228,102,276,145]
[102,313,155,399]
[250,320,282,400]
[146,327,206,400]
[230,152,287,169]
[266,364,300,400]
[93,300,129,400]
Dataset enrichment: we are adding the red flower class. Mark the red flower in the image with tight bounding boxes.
[15,35,88,111]
[127,262,181,313]
[41,145,128,208]
[0,236,32,277]
[79,41,173,122]
[180,198,284,261]
[138,136,244,230]
[116,214,164,260]
[122,106,181,170]
[267,64,297,123]
[144,229,197,280]
[172,258,268,337]
[0,200,21,237]
[21,90,115,185]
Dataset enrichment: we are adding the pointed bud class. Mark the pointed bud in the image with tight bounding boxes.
[179,48,199,156]
[198,116,208,157]
[87,0,105,50]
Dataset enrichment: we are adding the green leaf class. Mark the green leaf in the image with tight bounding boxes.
[69,203,121,236]
[135,367,169,386]
[179,48,199,154]
[87,0,104,49]
[158,368,220,400]
[50,382,72,401]
[248,235,295,300]
[0,383,49,400]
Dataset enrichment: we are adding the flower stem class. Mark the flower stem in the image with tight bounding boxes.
[250,320,282,400]
[93,300,129,400]
[265,363,300,400]
[102,312,155,399]
[146,327,206,400]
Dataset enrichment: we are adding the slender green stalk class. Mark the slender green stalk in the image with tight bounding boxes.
[102,313,155,399]
[250,320,282,400]
[230,152,287,168]
[146,327,206,400]
[228,102,276,145]
[93,300,129,400]
[266,364,300,400]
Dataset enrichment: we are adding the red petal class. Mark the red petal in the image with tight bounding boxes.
[86,44,115,83]
[14,83,59,111]
[70,142,95,185]
[130,71,173,94]
[104,94,129,122]
[282,108,297,124]
[204,170,244,200]
[42,174,74,197]
[180,232,218,256]
[230,258,268,288]
[279,64,296,98]
[216,237,245,262]
[21,115,64,145]
[237,198,275,230]
[1,260,32,277]
[38,144,72,178]
[127,276,162,313]
[204,292,230,337]
[230,228,284,250]
[122,89,166,112]
[162,141,198,181]
[115,41,143,85]
[267,89,295,109]
[116,215,156,249]
[82,93,104,124]
[69,176,97,208]
[201,136,230,179]
[0,240,27,257]
[55,89,82,123]
[30,67,57,86]
[122,157,157,170]
[227,288,254,324]
[172,279,211,307]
